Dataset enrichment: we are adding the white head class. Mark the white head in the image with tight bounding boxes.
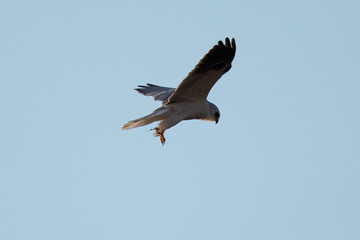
[208,102,220,124]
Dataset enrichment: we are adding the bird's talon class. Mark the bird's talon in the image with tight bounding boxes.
[160,136,166,145]
[152,127,166,145]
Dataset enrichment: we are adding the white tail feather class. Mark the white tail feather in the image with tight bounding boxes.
[122,107,170,130]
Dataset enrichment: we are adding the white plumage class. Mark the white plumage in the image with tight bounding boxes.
[122,38,236,145]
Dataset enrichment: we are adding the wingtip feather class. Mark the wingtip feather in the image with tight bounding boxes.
[225,37,231,47]
[231,38,236,51]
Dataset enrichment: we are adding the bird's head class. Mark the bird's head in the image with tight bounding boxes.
[209,102,220,124]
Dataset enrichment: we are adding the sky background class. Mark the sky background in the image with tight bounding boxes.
[1,0,359,239]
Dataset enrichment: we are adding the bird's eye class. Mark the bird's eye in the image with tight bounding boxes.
[215,112,220,118]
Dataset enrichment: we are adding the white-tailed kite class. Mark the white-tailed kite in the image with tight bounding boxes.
[122,38,236,145]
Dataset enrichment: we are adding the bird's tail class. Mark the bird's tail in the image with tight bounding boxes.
[122,106,171,130]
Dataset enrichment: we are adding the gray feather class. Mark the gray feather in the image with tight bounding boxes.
[168,38,236,102]
[135,84,175,104]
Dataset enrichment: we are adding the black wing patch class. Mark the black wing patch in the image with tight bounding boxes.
[191,38,236,75]
[166,38,236,102]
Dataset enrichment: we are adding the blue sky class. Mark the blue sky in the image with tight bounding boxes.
[1,0,359,239]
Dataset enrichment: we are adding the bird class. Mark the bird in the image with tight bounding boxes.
[122,37,236,145]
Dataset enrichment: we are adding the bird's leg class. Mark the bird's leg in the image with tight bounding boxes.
[152,127,166,145]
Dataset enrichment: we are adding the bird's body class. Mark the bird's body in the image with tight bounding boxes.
[122,100,217,129]
[122,38,236,145]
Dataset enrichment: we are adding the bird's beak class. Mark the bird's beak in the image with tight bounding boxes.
[215,120,218,124]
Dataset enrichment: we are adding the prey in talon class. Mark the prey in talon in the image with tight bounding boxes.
[122,37,236,145]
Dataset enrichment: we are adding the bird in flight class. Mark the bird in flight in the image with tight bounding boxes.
[122,37,236,145]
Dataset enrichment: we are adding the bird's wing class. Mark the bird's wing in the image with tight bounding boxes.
[167,38,236,103]
[135,84,175,104]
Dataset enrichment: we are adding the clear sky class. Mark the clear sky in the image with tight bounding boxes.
[1,0,359,239]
